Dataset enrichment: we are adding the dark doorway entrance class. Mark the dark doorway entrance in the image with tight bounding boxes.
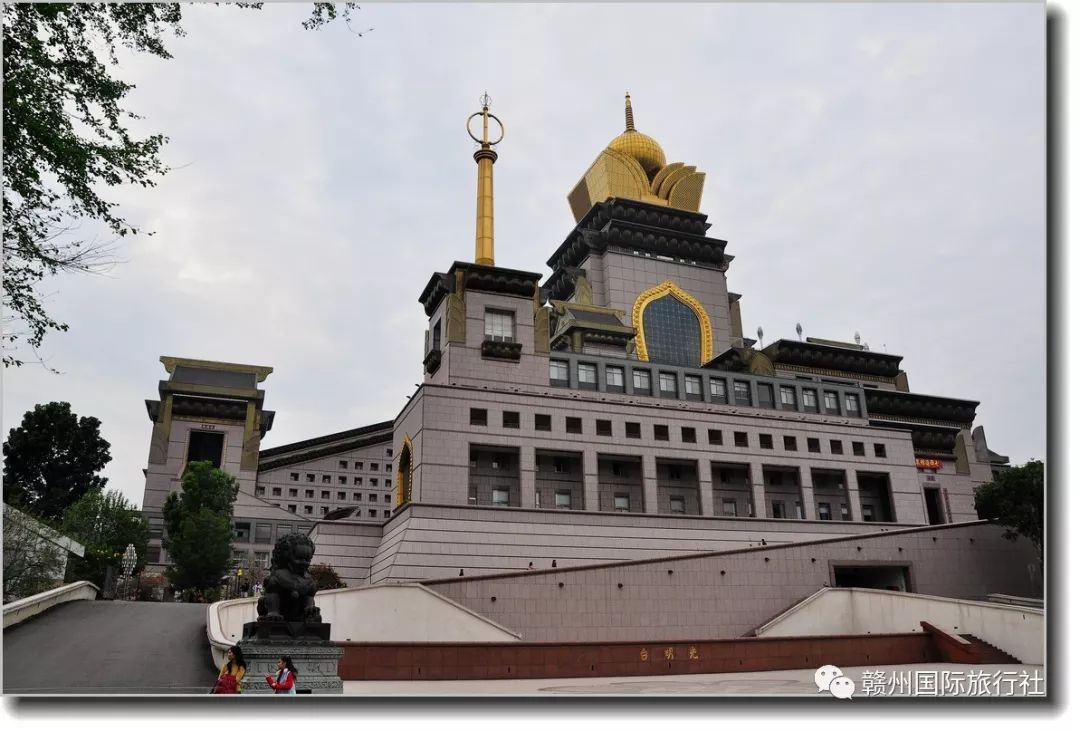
[833,565,911,592]
[924,488,945,525]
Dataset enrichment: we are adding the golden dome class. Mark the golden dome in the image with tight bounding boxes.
[605,94,666,180]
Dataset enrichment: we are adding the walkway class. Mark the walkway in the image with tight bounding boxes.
[3,600,216,694]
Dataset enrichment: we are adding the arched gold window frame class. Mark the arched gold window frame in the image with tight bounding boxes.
[395,433,414,507]
[631,280,713,365]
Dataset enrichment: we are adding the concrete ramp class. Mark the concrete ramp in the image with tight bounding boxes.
[4,600,215,694]
[752,587,1043,664]
[208,583,521,667]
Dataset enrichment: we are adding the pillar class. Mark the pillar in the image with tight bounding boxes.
[520,446,536,510]
[749,462,767,520]
[845,468,863,522]
[583,446,599,512]
[643,455,658,514]
[799,465,816,521]
[697,457,714,517]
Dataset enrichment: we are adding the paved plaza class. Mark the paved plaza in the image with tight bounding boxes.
[343,664,1046,698]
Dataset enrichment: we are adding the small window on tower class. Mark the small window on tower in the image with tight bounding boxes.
[484,310,515,343]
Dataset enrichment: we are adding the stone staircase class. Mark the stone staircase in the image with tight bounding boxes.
[960,634,1022,664]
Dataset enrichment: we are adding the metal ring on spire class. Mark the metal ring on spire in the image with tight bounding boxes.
[466,111,505,146]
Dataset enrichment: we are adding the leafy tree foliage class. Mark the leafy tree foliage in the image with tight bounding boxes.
[61,488,149,588]
[3,401,111,520]
[974,460,1044,560]
[2,2,358,365]
[162,461,239,591]
[309,562,346,591]
[2,504,68,602]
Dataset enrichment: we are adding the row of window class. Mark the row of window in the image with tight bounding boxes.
[232,521,312,544]
[271,503,392,519]
[467,408,888,458]
[289,464,392,483]
[549,360,862,416]
[259,480,393,499]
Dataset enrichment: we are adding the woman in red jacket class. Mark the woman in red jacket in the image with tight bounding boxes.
[265,656,298,694]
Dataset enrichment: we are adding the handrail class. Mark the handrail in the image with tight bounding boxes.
[3,581,100,628]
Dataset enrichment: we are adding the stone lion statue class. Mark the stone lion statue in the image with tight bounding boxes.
[256,533,322,623]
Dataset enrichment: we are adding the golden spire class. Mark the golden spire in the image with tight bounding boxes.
[624,92,635,131]
[466,91,504,267]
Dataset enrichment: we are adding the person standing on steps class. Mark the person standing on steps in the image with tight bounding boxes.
[212,645,246,694]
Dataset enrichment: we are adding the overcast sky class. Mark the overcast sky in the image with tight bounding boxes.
[2,2,1045,509]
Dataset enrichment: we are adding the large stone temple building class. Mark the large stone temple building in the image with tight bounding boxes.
[140,96,1023,605]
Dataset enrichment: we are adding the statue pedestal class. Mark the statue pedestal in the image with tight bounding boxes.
[237,620,343,694]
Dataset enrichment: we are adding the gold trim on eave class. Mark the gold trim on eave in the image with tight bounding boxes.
[631,280,713,365]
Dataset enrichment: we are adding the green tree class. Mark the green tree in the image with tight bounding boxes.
[2,2,358,365]
[2,504,68,602]
[61,488,149,588]
[974,460,1044,561]
[162,461,238,591]
[309,562,346,591]
[3,401,111,520]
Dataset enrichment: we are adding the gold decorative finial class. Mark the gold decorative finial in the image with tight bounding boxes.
[466,92,504,266]
[624,92,635,131]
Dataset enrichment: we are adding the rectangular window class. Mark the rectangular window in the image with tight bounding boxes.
[596,419,613,437]
[386,464,392,472]
[272,488,281,497]
[355,462,363,470]
[823,391,840,414]
[384,510,390,518]
[321,491,330,499]
[303,505,313,515]
[549,360,570,386]
[721,499,738,517]
[470,408,488,426]
[708,429,723,446]
[288,505,296,514]
[830,439,843,455]
[288,488,298,497]
[614,494,630,512]
[338,460,348,469]
[757,383,774,409]
[862,504,875,522]
[492,488,510,507]
[685,375,703,401]
[681,426,696,443]
[709,378,727,403]
[338,475,347,484]
[366,509,375,518]
[322,475,331,484]
[633,369,652,395]
[659,372,678,397]
[759,434,773,450]
[431,320,441,350]
[255,486,266,497]
[255,523,272,543]
[484,310,515,342]
[654,424,669,441]
[625,422,641,439]
[734,431,749,448]
[535,413,551,431]
[783,435,797,451]
[771,501,787,519]
[845,394,861,416]
[353,492,361,501]
[384,494,391,503]
[368,494,377,502]
[841,503,851,521]
[384,479,392,487]
[802,390,819,412]
[337,491,346,500]
[669,496,686,514]
[779,386,797,410]
[353,477,362,486]
[566,417,582,434]
[369,478,378,486]
[233,522,251,542]
[818,502,833,521]
[852,442,865,456]
[733,380,751,406]
[555,491,571,509]
[187,430,224,469]
[306,473,315,482]
[874,443,887,458]
[605,365,625,393]
[290,473,299,481]
[807,438,821,453]
[578,362,598,390]
[369,463,378,471]
[502,411,520,429]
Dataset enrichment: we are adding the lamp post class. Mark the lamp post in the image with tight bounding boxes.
[236,567,244,599]
[120,543,138,601]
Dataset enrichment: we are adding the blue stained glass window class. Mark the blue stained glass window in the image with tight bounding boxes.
[642,295,701,367]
